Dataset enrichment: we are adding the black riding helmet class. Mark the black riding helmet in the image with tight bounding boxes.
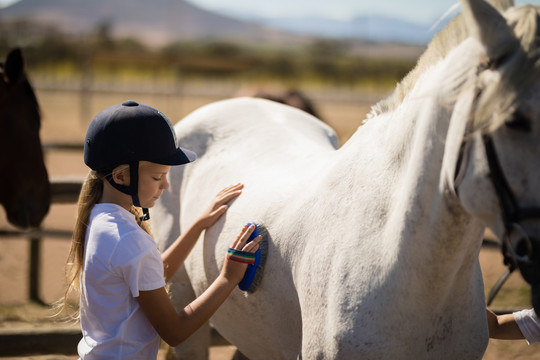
[84,100,196,220]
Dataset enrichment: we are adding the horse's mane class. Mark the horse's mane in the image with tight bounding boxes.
[368,0,515,118]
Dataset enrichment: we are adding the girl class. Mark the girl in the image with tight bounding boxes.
[61,100,261,358]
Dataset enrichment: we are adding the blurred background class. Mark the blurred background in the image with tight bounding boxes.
[0,0,435,138]
[1,0,539,358]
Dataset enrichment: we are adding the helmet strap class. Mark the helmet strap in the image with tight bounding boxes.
[104,162,150,221]
[140,208,150,221]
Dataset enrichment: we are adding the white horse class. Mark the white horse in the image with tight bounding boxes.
[152,0,540,358]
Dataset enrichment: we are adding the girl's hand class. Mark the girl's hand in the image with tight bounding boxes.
[196,183,244,229]
[222,224,261,284]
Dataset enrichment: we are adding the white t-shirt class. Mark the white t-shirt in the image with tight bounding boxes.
[78,203,166,359]
[514,308,540,345]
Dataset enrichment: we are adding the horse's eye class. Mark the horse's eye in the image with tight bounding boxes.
[505,111,531,132]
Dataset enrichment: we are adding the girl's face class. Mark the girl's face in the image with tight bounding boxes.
[137,162,171,208]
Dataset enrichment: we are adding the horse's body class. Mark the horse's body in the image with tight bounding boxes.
[153,0,540,358]
[0,49,50,228]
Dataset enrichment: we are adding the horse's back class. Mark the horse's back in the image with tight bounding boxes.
[155,96,339,243]
[168,96,340,229]
[174,97,338,157]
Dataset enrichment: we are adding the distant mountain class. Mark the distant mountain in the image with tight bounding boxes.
[0,0,305,47]
[0,0,429,59]
[257,15,444,45]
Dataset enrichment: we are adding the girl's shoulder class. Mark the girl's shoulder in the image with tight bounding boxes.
[88,203,155,256]
[90,203,143,233]
[91,203,133,221]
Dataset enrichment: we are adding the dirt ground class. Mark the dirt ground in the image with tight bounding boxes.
[0,87,538,359]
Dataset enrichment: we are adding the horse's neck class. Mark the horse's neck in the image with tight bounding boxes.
[335,87,483,271]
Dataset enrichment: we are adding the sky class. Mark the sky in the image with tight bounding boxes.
[196,0,540,24]
[1,0,540,24]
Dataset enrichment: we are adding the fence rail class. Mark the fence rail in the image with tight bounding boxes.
[0,326,81,356]
[50,176,84,204]
[0,176,84,237]
[0,326,229,356]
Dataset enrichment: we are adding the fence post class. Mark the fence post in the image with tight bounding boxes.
[29,235,43,304]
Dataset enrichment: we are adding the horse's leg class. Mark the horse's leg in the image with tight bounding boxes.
[168,266,211,360]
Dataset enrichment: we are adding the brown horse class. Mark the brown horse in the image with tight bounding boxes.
[0,49,50,228]
[236,86,325,121]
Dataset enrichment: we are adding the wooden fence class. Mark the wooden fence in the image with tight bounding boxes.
[0,179,83,355]
[0,326,228,357]
[0,326,82,356]
[0,142,85,303]
[0,143,81,355]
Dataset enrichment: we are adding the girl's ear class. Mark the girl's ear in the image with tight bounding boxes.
[111,166,130,186]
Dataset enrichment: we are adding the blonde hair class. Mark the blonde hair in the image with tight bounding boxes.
[57,168,152,320]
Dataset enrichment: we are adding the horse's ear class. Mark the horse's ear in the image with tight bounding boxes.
[461,0,519,60]
[5,48,24,84]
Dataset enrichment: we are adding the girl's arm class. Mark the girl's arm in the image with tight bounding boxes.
[161,183,244,282]
[486,308,525,340]
[138,224,261,346]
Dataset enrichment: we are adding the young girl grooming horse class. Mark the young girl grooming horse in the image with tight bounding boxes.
[60,100,261,358]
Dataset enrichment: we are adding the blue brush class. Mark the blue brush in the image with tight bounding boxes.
[238,222,266,292]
